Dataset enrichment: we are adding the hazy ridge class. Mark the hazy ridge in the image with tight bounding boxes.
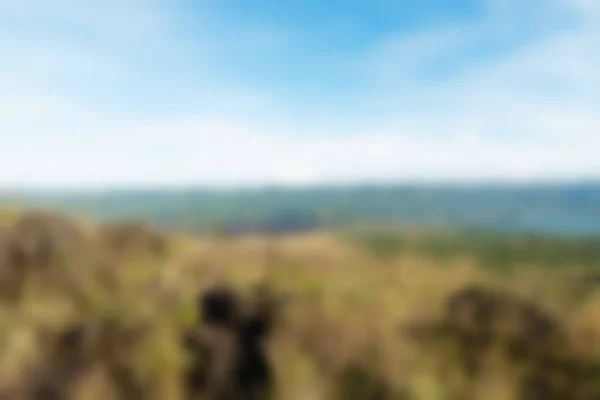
[3,182,599,237]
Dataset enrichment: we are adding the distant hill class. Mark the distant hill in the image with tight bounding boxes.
[2,182,600,237]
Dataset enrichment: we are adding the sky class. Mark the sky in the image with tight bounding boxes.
[0,0,599,188]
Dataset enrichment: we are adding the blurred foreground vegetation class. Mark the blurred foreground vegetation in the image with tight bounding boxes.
[0,209,599,399]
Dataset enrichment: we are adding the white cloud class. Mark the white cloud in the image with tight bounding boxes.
[0,0,598,188]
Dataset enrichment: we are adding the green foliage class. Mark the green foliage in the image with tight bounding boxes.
[347,228,600,269]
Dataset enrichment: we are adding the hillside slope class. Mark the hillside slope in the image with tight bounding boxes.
[0,210,599,399]
[4,182,600,236]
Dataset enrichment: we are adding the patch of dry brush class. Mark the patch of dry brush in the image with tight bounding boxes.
[0,210,598,399]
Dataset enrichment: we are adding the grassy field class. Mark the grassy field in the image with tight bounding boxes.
[0,210,599,399]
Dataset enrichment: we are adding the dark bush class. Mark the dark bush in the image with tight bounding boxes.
[183,285,278,400]
[404,285,600,399]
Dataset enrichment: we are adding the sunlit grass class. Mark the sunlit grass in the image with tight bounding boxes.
[0,213,599,399]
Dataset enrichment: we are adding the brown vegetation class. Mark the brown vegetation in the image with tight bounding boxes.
[97,221,167,258]
[0,211,88,302]
[0,211,599,399]
[403,285,600,399]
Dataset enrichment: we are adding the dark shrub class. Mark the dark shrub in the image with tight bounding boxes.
[183,285,279,400]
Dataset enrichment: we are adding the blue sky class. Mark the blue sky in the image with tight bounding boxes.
[0,0,598,187]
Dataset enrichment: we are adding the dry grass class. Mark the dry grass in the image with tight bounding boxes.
[0,211,598,399]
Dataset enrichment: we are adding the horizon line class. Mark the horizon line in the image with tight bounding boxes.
[1,178,599,195]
